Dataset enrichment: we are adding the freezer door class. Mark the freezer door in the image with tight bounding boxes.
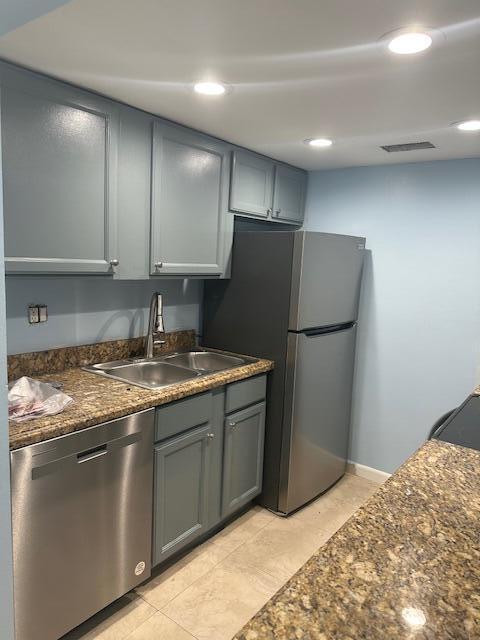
[289,232,365,331]
[279,325,357,514]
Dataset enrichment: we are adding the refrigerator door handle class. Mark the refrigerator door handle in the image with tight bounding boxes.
[300,322,355,337]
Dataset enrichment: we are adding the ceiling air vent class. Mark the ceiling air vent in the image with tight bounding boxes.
[381,141,436,153]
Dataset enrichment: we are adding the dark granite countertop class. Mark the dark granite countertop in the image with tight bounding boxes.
[9,355,273,450]
[235,439,480,640]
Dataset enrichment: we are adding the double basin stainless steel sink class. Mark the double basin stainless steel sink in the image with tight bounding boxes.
[84,349,256,390]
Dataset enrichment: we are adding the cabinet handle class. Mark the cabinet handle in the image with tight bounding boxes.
[109,258,119,267]
[154,262,163,270]
[228,421,236,429]
[266,208,272,215]
[207,433,215,440]
[275,209,281,216]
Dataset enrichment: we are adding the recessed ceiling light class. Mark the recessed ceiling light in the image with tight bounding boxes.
[456,120,480,132]
[305,138,333,148]
[388,31,432,55]
[193,81,227,96]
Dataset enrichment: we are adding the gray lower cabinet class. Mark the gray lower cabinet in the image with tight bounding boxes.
[151,121,232,277]
[0,62,119,274]
[222,401,266,517]
[152,375,267,566]
[229,148,306,226]
[272,164,307,224]
[153,424,213,565]
[207,389,226,529]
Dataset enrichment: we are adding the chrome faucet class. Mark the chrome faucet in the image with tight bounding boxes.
[145,292,166,358]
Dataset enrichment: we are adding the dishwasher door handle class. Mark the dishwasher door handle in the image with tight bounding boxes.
[77,444,108,463]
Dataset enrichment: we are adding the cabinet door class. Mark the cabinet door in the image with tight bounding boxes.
[115,106,152,279]
[153,425,211,565]
[0,64,118,274]
[272,164,307,224]
[229,150,274,218]
[222,402,266,518]
[151,121,231,276]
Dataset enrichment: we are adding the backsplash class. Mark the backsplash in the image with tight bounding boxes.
[7,329,196,380]
[5,277,203,355]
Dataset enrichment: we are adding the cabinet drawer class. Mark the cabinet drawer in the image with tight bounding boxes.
[225,375,266,414]
[155,392,213,442]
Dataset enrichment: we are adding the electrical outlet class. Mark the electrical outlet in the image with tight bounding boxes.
[28,304,48,324]
[28,305,39,324]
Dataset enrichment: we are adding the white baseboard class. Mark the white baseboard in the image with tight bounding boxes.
[346,461,391,484]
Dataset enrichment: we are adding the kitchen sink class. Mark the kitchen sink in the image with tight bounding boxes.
[84,358,200,389]
[161,351,246,372]
[103,361,200,388]
[84,349,257,390]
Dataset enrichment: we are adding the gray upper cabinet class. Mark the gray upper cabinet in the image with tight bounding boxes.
[222,401,266,518]
[229,150,274,218]
[153,424,212,565]
[0,61,306,278]
[151,121,232,277]
[115,106,151,280]
[0,63,119,274]
[273,164,307,224]
[229,148,306,226]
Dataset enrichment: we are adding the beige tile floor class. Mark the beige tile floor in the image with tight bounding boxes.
[63,473,380,640]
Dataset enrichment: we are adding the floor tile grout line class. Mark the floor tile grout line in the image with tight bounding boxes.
[209,512,277,560]
[151,513,281,613]
[205,515,281,573]
[223,530,336,586]
[159,555,287,640]
[135,590,160,612]
[162,610,201,640]
[121,604,158,640]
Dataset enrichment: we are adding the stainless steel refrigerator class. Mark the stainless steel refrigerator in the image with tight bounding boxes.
[203,230,365,515]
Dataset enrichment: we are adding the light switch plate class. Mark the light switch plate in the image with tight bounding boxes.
[38,305,48,322]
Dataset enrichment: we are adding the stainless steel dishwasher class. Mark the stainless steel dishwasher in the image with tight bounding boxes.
[11,408,154,640]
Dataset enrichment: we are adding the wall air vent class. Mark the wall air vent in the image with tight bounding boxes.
[381,141,436,152]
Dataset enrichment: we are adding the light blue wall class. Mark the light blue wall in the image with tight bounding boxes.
[6,278,202,355]
[0,89,15,639]
[305,159,480,474]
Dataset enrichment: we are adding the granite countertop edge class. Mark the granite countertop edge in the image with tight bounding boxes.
[234,437,480,639]
[9,356,273,451]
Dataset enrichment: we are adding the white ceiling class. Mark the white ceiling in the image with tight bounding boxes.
[0,0,479,170]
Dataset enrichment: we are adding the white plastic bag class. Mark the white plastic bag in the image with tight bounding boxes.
[8,376,73,422]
